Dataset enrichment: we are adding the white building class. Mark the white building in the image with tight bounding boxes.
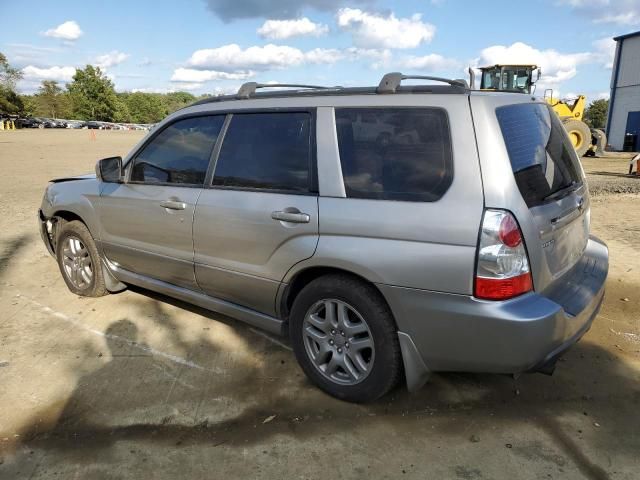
[607,31,640,151]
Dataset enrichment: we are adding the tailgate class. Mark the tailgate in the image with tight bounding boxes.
[495,102,590,284]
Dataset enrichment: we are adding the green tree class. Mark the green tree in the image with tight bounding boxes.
[584,98,609,129]
[0,52,24,114]
[20,94,38,116]
[163,91,196,114]
[113,95,131,123]
[123,92,167,123]
[37,80,71,118]
[67,65,119,121]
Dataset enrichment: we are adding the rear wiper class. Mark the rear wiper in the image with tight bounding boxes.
[543,181,579,202]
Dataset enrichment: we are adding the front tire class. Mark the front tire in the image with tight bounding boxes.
[289,274,402,402]
[55,220,108,297]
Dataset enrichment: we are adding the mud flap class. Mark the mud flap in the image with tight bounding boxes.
[398,332,431,392]
[101,258,127,293]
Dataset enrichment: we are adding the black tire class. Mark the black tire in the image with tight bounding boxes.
[562,119,591,157]
[55,220,108,297]
[289,274,402,402]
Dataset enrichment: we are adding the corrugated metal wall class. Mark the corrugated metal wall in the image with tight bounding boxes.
[609,35,640,151]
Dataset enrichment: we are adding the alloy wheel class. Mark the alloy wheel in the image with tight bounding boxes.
[61,236,93,290]
[302,299,375,385]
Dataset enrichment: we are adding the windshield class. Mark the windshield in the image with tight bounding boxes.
[496,103,583,207]
[483,68,532,93]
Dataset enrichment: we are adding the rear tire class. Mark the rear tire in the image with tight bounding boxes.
[55,220,108,297]
[289,274,402,402]
[562,119,591,157]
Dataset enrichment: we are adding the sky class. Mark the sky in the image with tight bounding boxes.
[1,0,638,101]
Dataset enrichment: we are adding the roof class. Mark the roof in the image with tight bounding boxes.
[188,72,470,107]
[479,64,538,69]
[614,30,640,41]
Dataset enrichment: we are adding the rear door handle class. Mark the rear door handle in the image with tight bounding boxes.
[160,200,186,210]
[271,210,310,224]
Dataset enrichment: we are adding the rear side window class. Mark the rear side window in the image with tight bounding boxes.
[496,103,583,207]
[131,115,224,185]
[335,108,453,202]
[212,112,311,193]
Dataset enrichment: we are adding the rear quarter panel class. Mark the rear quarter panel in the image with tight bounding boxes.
[284,94,484,294]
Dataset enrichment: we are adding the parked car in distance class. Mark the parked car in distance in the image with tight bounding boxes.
[38,73,608,402]
[15,117,42,128]
[65,121,86,129]
[85,121,102,129]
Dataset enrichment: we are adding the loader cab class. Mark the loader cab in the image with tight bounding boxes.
[479,65,540,94]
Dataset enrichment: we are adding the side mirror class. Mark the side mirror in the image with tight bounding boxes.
[96,156,123,183]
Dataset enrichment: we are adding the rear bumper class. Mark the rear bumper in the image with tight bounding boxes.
[380,235,608,383]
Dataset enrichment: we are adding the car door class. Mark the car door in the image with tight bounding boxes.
[193,111,319,316]
[98,115,225,289]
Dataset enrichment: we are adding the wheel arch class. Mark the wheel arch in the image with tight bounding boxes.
[49,209,125,293]
[49,210,92,252]
[280,265,430,394]
[278,265,397,329]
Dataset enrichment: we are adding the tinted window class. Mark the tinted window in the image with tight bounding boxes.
[335,108,453,202]
[496,104,583,207]
[131,116,224,185]
[213,112,311,192]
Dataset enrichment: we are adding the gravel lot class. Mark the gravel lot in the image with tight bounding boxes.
[0,130,639,480]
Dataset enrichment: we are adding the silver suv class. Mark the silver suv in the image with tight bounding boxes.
[38,73,608,402]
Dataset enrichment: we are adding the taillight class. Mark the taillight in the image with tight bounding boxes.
[475,209,532,300]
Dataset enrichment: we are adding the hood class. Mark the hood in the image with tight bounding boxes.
[49,173,96,183]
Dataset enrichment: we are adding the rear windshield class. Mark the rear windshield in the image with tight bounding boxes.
[496,103,583,207]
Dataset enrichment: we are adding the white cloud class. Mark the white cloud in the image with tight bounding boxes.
[21,65,76,82]
[172,82,203,91]
[399,53,460,71]
[476,42,591,86]
[186,44,346,72]
[258,17,329,40]
[95,51,130,69]
[336,8,435,49]
[132,84,203,93]
[591,37,616,68]
[188,44,306,71]
[43,21,83,41]
[304,48,345,64]
[558,0,640,26]
[171,68,254,82]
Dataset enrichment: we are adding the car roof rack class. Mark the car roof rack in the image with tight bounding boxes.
[377,72,469,93]
[236,82,338,99]
[187,76,469,108]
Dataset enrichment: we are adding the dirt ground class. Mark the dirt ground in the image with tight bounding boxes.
[0,129,639,480]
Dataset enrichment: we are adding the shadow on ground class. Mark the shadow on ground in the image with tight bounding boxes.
[6,285,640,480]
[0,234,31,280]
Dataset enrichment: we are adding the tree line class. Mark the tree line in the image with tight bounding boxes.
[1,53,206,124]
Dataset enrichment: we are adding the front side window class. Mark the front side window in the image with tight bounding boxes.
[131,115,225,185]
[212,112,312,192]
[335,107,453,202]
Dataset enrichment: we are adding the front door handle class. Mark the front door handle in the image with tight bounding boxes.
[271,210,310,224]
[160,200,186,210]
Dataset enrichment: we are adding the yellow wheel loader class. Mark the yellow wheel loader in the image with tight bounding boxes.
[474,64,606,157]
